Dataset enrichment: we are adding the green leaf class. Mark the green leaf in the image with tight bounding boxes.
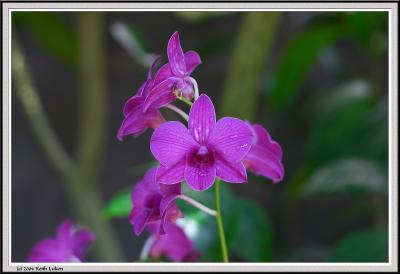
[307,80,375,167]
[342,12,388,56]
[329,227,388,262]
[13,12,78,65]
[267,24,342,111]
[103,189,132,219]
[303,158,387,196]
[176,183,238,262]
[232,198,273,262]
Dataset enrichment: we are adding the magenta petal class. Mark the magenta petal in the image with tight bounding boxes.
[189,94,216,144]
[150,222,197,262]
[216,154,247,183]
[143,77,179,111]
[167,31,186,77]
[56,220,73,242]
[159,195,179,217]
[209,117,253,162]
[152,63,173,86]
[185,160,216,192]
[244,147,284,182]
[28,220,94,262]
[252,124,283,161]
[132,210,152,236]
[123,95,143,117]
[184,50,202,74]
[146,55,162,81]
[159,181,181,197]
[117,108,165,141]
[72,230,95,261]
[156,161,186,185]
[150,121,197,166]
[28,239,67,262]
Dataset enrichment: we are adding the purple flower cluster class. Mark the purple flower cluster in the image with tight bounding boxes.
[120,31,285,262]
[118,31,201,141]
[28,220,94,262]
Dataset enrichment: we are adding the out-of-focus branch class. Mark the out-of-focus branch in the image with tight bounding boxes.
[12,13,123,261]
[76,13,107,185]
[220,12,281,120]
[74,12,124,262]
[12,37,75,178]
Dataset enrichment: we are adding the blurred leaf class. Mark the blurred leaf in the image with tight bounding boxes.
[356,98,389,167]
[284,245,329,262]
[175,11,230,23]
[13,12,78,65]
[176,183,238,262]
[303,158,387,196]
[220,12,281,120]
[329,227,388,262]
[232,198,273,262]
[110,21,157,67]
[342,12,388,56]
[197,35,231,59]
[267,24,342,111]
[103,189,131,219]
[307,80,375,166]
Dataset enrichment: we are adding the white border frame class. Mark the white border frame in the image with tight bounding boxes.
[2,2,398,272]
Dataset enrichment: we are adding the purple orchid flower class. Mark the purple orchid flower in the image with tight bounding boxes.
[28,220,94,262]
[244,124,285,183]
[149,221,199,262]
[117,56,166,141]
[150,94,254,191]
[143,31,202,111]
[129,167,183,236]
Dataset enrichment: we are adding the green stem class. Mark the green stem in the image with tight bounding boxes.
[177,95,193,106]
[215,179,229,262]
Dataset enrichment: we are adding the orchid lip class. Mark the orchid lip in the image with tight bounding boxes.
[190,145,215,166]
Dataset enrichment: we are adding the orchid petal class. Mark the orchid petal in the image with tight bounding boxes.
[184,160,216,191]
[72,230,95,261]
[56,220,73,243]
[150,222,198,262]
[117,109,165,141]
[208,117,253,162]
[167,31,186,77]
[244,145,284,183]
[252,124,283,160]
[123,94,143,117]
[143,77,178,111]
[150,121,197,166]
[216,154,248,183]
[156,161,186,185]
[159,181,181,197]
[132,209,152,236]
[189,94,216,145]
[147,55,161,81]
[159,195,179,217]
[184,50,202,74]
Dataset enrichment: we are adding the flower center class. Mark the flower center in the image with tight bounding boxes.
[173,80,194,100]
[193,146,214,165]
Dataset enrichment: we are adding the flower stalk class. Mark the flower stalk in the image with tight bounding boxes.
[165,104,189,121]
[139,235,156,261]
[177,194,217,216]
[215,179,229,262]
[177,95,193,106]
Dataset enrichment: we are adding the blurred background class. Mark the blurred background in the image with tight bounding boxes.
[12,11,389,262]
